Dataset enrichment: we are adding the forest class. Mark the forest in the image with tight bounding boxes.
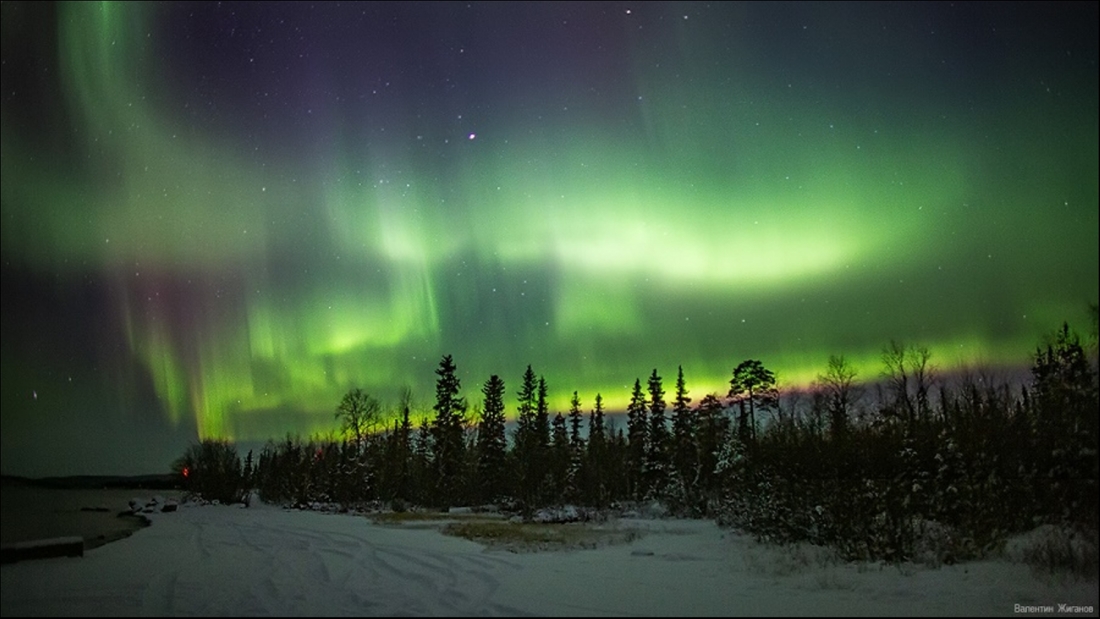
[174,318,1099,573]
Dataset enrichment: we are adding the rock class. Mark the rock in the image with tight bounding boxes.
[533,505,582,524]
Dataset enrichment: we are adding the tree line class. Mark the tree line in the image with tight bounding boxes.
[175,319,1098,564]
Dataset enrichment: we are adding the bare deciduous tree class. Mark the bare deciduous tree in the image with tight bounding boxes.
[336,388,381,453]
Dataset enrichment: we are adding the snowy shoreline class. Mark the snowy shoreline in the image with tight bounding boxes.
[2,500,1096,616]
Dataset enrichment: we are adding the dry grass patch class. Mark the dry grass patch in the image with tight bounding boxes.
[366,510,504,526]
[442,520,641,552]
[742,540,842,577]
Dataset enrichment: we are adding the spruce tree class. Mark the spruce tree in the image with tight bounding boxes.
[476,375,508,504]
[587,393,608,507]
[646,369,669,500]
[608,425,630,503]
[626,378,649,501]
[514,366,537,448]
[379,419,400,503]
[1030,323,1099,524]
[243,449,255,495]
[395,388,414,504]
[568,391,585,453]
[567,391,585,503]
[694,393,727,510]
[413,415,432,505]
[513,365,540,512]
[670,366,697,511]
[535,377,552,504]
[551,412,570,504]
[536,377,551,453]
[590,393,606,442]
[431,355,467,508]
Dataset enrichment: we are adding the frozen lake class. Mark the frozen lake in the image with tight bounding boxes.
[1,485,182,550]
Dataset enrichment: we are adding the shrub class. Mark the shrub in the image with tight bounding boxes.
[173,439,246,505]
[1006,524,1099,579]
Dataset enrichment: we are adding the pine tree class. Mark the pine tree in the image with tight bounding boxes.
[476,375,508,504]
[626,378,649,501]
[646,368,669,500]
[729,359,778,445]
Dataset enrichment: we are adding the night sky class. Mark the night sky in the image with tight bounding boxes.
[2,2,1097,477]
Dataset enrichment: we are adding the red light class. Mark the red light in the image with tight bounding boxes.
[182,466,190,478]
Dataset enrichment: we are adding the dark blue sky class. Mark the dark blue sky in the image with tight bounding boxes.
[2,1,1096,476]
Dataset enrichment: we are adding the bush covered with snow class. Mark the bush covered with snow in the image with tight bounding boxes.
[714,377,1098,566]
[1005,524,1099,578]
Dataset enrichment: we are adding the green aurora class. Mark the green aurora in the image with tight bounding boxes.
[1,2,1096,475]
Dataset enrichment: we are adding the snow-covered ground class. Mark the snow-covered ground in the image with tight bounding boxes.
[1,500,1096,616]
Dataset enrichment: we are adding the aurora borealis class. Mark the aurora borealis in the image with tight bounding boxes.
[2,2,1097,477]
